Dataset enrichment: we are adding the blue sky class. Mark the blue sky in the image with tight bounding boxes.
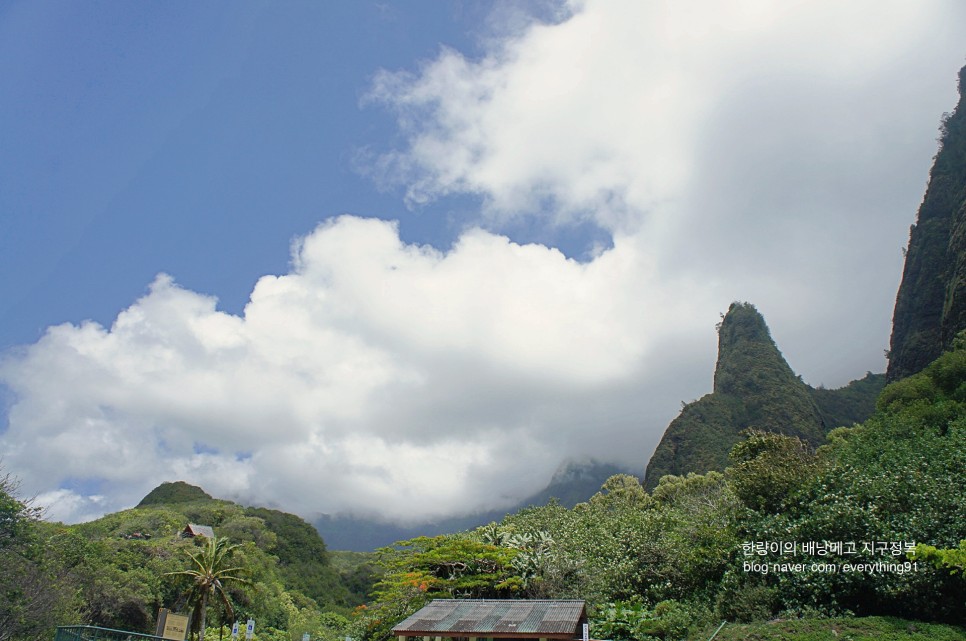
[0,2,507,350]
[2,1,965,524]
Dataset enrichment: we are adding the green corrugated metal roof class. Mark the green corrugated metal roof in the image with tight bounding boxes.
[393,600,587,638]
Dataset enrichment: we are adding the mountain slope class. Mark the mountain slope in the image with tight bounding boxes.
[809,371,885,429]
[888,64,966,381]
[644,302,883,489]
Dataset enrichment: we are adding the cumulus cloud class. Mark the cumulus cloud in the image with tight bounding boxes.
[0,217,715,523]
[34,489,107,524]
[369,1,960,225]
[3,1,966,524]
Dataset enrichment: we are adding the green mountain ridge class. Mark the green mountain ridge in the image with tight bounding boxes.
[71,484,359,614]
[644,302,885,488]
[808,369,884,428]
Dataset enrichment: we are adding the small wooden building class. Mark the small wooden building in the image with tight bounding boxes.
[181,523,215,539]
[393,599,588,641]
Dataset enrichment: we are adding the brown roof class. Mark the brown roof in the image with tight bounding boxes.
[393,600,587,638]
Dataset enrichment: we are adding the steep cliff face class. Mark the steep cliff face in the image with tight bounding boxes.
[888,65,966,381]
[644,303,884,489]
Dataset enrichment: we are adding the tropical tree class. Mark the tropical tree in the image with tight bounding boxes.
[0,470,41,548]
[354,535,522,641]
[0,469,79,641]
[166,536,250,640]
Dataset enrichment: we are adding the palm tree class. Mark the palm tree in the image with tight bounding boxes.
[166,536,250,641]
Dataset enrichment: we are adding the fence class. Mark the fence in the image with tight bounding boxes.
[55,626,169,641]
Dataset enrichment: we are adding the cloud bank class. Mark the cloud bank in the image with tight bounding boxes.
[2,218,712,522]
[3,0,965,524]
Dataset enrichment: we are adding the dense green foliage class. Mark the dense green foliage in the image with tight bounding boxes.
[643,393,743,489]
[0,474,40,549]
[244,507,351,609]
[709,343,965,626]
[0,475,77,641]
[353,339,966,641]
[888,64,966,381]
[0,483,369,641]
[645,303,882,488]
[356,535,524,641]
[329,551,380,605]
[353,472,739,641]
[912,540,966,576]
[727,430,818,514]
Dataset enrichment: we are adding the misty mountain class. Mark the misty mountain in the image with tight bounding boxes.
[644,302,884,488]
[313,459,632,551]
[888,65,966,381]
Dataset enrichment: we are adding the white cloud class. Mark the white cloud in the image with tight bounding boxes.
[368,1,961,229]
[34,489,107,524]
[4,1,966,525]
[367,0,966,380]
[1,216,716,523]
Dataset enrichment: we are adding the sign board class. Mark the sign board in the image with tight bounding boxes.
[232,622,239,639]
[303,634,310,641]
[156,608,190,641]
[246,619,255,640]
[582,623,589,641]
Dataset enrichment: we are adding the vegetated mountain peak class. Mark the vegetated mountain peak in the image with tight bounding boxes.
[888,63,966,381]
[716,301,772,350]
[644,302,883,489]
[136,480,213,507]
[713,302,792,396]
[712,302,826,443]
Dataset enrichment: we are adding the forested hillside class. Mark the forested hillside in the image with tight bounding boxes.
[353,339,965,641]
[808,371,885,429]
[0,483,374,641]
